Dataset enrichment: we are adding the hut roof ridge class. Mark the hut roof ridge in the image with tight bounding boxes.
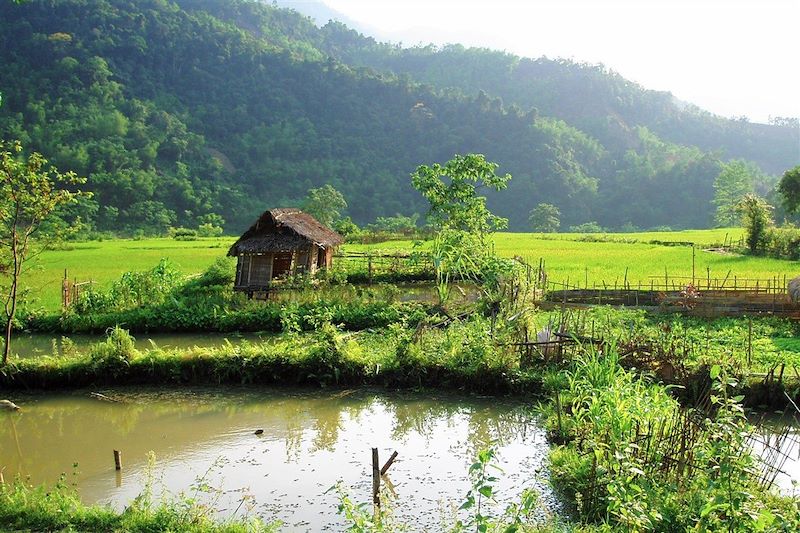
[228,207,343,256]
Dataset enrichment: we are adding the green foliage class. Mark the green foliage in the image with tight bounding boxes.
[737,194,773,254]
[713,160,756,227]
[171,226,199,241]
[302,184,348,227]
[412,154,511,238]
[0,0,794,233]
[88,325,138,376]
[778,165,800,214]
[367,213,420,235]
[1,139,88,364]
[569,221,603,233]
[546,349,799,531]
[528,203,561,232]
[762,225,800,260]
[0,467,277,532]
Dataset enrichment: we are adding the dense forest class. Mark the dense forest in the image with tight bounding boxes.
[0,0,797,233]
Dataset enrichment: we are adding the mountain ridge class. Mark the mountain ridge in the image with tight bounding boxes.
[0,0,796,234]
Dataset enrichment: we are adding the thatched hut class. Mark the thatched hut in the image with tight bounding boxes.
[228,208,343,293]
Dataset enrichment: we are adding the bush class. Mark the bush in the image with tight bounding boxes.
[170,227,198,240]
[197,223,223,237]
[763,225,800,259]
[569,221,604,233]
[89,326,138,376]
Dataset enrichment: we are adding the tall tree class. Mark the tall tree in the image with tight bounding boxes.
[301,184,347,227]
[737,194,773,254]
[1,141,86,364]
[712,161,755,227]
[777,165,800,214]
[411,153,511,241]
[528,203,561,232]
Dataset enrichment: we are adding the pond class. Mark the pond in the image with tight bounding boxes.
[749,412,800,495]
[0,388,561,531]
[8,332,275,359]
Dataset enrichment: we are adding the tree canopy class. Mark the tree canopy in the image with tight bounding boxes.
[411,154,510,239]
[777,165,800,214]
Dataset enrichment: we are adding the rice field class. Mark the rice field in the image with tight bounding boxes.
[18,227,798,312]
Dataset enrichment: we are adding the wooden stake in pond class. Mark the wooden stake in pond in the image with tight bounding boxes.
[113,450,122,471]
[371,448,380,506]
[381,451,399,475]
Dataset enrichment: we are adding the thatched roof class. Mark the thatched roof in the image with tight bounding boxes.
[228,208,343,255]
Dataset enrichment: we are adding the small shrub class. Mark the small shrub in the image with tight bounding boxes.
[569,221,603,233]
[196,223,223,237]
[170,227,198,241]
[89,326,138,376]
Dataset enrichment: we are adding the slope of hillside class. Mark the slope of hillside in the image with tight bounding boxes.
[0,0,795,234]
[314,23,799,175]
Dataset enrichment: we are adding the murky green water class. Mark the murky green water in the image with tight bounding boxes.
[0,388,559,530]
[8,332,274,359]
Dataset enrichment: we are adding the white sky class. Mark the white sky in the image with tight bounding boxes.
[320,0,799,124]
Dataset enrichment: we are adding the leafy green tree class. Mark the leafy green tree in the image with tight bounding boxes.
[301,184,347,227]
[777,165,800,214]
[737,194,773,254]
[712,161,755,226]
[411,154,511,241]
[1,141,87,364]
[528,203,561,232]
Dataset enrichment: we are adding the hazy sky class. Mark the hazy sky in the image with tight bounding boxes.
[317,0,798,124]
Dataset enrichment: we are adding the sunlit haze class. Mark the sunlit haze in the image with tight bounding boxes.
[308,0,799,124]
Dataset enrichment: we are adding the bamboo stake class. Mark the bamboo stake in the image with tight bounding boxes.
[113,450,122,471]
[380,451,399,475]
[372,448,380,506]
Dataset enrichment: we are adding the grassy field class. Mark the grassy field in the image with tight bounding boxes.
[350,227,795,289]
[25,238,234,311]
[21,227,796,312]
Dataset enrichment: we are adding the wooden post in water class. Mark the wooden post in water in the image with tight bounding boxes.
[380,451,399,475]
[371,448,380,507]
[113,450,122,471]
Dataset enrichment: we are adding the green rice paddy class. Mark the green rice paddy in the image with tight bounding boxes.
[21,227,798,312]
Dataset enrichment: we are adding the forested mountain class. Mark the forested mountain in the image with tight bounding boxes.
[0,0,797,233]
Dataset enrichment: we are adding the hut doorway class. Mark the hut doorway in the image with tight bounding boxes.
[317,248,326,269]
[272,252,293,279]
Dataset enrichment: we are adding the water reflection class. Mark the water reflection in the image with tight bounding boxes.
[749,412,800,495]
[0,388,559,531]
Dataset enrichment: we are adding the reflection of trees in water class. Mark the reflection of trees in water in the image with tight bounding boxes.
[0,389,537,486]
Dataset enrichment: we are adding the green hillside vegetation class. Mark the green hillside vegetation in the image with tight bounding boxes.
[0,0,796,236]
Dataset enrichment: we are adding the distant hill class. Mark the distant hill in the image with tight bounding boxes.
[0,0,796,234]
